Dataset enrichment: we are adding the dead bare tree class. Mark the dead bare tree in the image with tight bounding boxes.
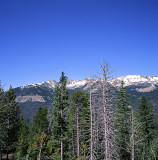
[100,61,115,160]
[87,61,117,160]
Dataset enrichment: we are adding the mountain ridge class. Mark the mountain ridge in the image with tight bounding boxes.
[11,75,158,120]
[17,75,158,90]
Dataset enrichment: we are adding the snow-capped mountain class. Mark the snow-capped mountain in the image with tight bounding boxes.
[67,78,95,90]
[19,75,158,91]
[15,75,158,103]
[15,78,95,104]
[110,75,158,87]
[13,75,158,120]
[20,80,56,89]
[19,78,95,90]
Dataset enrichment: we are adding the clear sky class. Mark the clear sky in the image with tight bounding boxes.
[0,0,158,89]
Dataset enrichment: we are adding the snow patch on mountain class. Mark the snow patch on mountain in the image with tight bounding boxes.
[67,79,89,89]
[20,80,56,89]
[12,75,158,104]
[110,75,158,87]
[17,75,158,95]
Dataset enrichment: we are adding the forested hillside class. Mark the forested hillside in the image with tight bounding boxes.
[0,69,158,159]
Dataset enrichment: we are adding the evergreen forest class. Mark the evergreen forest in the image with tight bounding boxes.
[0,69,158,160]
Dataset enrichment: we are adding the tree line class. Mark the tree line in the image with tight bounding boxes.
[0,67,158,160]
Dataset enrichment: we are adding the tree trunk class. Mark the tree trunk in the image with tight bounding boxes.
[72,131,75,158]
[101,61,113,160]
[6,150,9,160]
[61,132,63,160]
[103,78,109,160]
[38,144,43,160]
[6,134,9,160]
[0,148,2,160]
[25,150,31,160]
[6,112,10,160]
[90,89,93,160]
[131,108,134,160]
[76,105,80,157]
[61,109,63,160]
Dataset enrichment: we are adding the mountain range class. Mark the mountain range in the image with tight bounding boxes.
[13,75,158,121]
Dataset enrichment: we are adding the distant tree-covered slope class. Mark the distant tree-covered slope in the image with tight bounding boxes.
[11,75,158,121]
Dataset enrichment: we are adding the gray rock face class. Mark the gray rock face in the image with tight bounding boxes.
[16,95,46,103]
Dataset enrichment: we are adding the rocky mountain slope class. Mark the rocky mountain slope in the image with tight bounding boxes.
[13,75,158,121]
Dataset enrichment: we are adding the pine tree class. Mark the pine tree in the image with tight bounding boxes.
[26,106,49,160]
[2,86,20,160]
[66,91,90,159]
[32,106,49,134]
[50,72,69,160]
[27,130,49,160]
[79,92,90,158]
[135,96,157,159]
[15,115,29,160]
[114,81,131,160]
[33,131,49,160]
[149,138,158,159]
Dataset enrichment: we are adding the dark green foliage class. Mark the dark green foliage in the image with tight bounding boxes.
[27,131,49,160]
[32,106,49,134]
[114,81,131,160]
[2,86,20,159]
[50,72,69,159]
[66,91,90,159]
[26,106,49,159]
[0,82,4,159]
[135,96,157,159]
[1,75,158,159]
[79,92,90,157]
[15,115,29,159]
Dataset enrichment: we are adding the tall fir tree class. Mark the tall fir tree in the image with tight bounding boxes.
[15,115,29,160]
[114,81,131,160]
[66,91,90,159]
[2,86,20,160]
[26,106,49,160]
[50,72,69,160]
[135,96,157,159]
[32,106,49,134]
[79,92,90,158]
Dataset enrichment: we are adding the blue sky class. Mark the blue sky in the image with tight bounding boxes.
[0,0,158,89]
